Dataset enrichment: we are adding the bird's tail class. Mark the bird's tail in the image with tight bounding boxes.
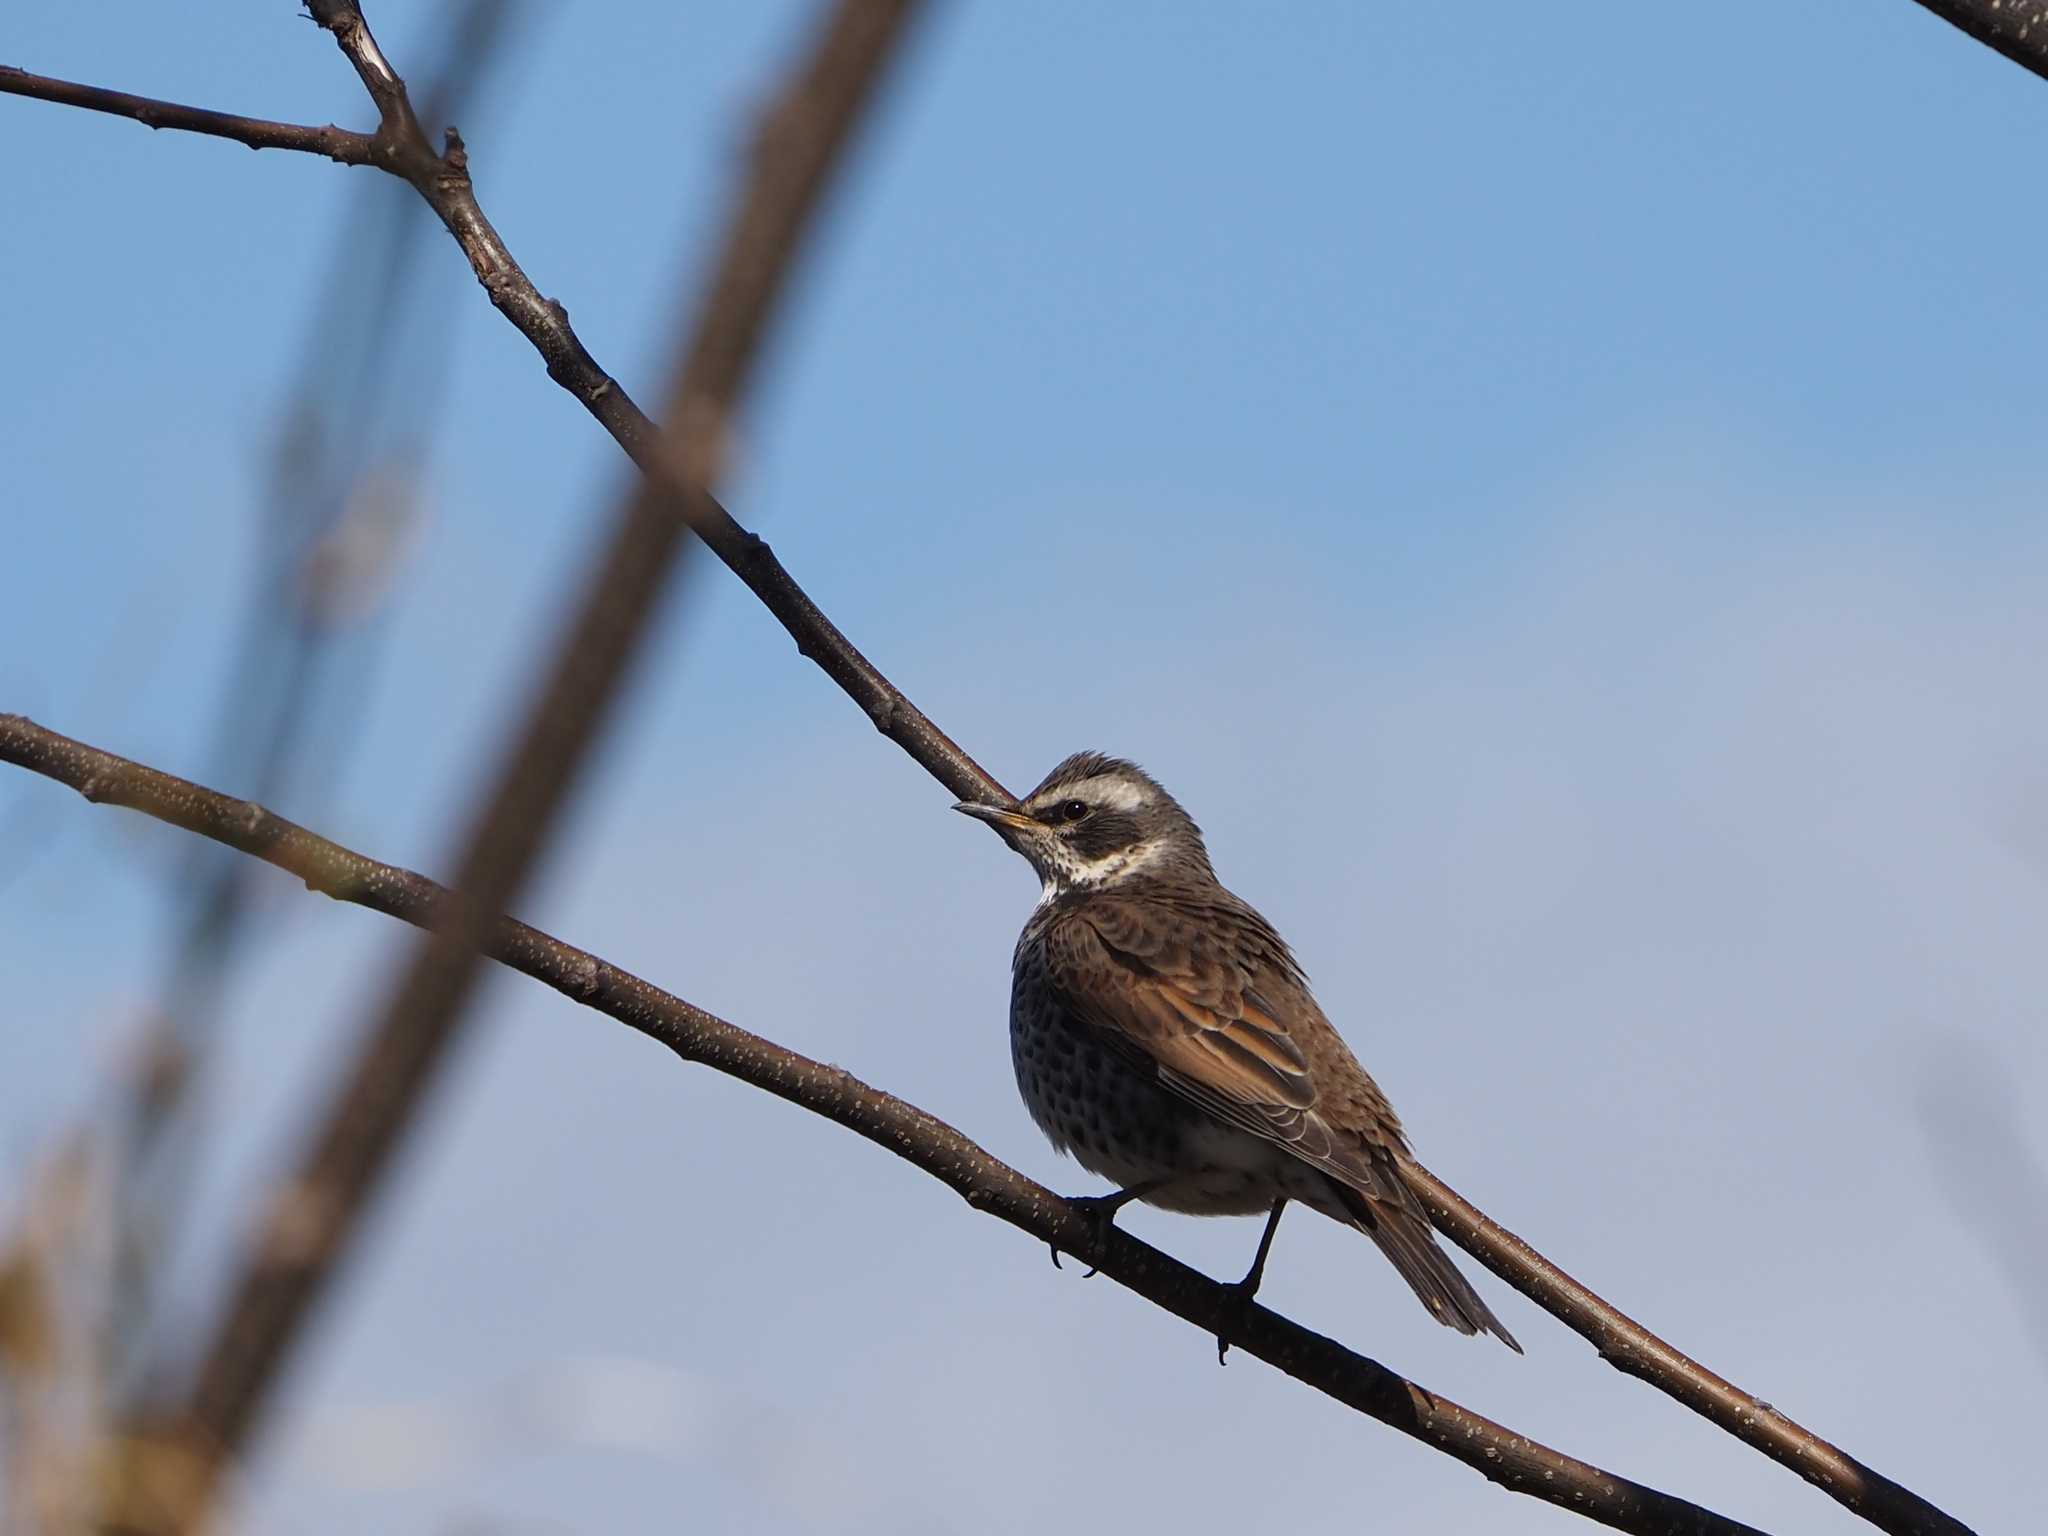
[1337,1183,1522,1352]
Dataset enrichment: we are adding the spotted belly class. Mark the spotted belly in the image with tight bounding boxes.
[1009,986,1308,1217]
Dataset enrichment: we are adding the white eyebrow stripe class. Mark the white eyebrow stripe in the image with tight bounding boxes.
[1078,776,1151,813]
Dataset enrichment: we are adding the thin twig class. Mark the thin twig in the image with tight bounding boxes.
[3,46,996,804]
[0,714,1778,1536]
[1909,1,2048,82]
[0,66,374,163]
[301,0,1004,801]
[1,14,1988,1536]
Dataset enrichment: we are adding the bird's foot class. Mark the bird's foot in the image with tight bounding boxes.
[1051,1189,1149,1276]
[1214,1199,1284,1363]
[1213,1276,1262,1364]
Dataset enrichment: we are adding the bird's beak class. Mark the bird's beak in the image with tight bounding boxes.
[953,800,1037,834]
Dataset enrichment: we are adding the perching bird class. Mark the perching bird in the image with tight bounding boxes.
[956,751,1519,1355]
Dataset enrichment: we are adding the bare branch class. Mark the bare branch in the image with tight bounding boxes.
[1,37,999,805]
[301,0,1004,802]
[3,10,1989,1536]
[0,66,374,164]
[0,714,1781,1536]
[1909,1,2048,83]
[1407,1169,1971,1534]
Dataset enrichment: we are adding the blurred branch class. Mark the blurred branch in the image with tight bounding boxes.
[1914,1039,2048,1374]
[0,8,1987,1536]
[72,2,922,1531]
[0,1130,107,1536]
[0,715,1776,1536]
[1909,2,2048,82]
[0,36,523,1503]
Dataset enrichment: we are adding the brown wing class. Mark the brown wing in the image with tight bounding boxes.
[1042,896,1400,1200]
[1045,895,1522,1348]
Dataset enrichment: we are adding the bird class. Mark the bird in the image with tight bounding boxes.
[955,751,1519,1357]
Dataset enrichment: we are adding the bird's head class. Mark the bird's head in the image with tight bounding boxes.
[954,751,1212,897]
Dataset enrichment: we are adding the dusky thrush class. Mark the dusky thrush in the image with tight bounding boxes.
[957,751,1520,1354]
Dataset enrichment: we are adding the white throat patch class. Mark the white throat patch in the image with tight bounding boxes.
[1036,834,1169,903]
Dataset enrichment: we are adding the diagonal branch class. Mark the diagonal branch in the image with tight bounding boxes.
[2,11,1986,1536]
[0,713,1776,1536]
[1407,1170,1959,1527]
[2,34,996,805]
[1908,1,2048,83]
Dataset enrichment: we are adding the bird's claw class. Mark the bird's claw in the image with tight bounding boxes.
[1214,1279,1259,1365]
[1052,1192,1130,1277]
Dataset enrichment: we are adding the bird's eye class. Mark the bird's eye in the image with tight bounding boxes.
[1059,799,1090,823]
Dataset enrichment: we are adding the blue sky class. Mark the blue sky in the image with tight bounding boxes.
[4,4,2046,1532]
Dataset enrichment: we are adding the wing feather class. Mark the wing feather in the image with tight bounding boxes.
[1044,899,1394,1198]
[1042,895,1522,1349]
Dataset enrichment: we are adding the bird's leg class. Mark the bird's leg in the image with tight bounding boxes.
[1216,1199,1287,1364]
[1052,1178,1171,1274]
